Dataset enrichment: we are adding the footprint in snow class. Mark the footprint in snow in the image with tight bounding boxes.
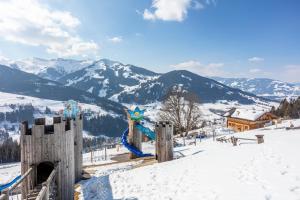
[290,186,300,194]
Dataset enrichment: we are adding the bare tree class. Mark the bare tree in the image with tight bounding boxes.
[159,90,202,145]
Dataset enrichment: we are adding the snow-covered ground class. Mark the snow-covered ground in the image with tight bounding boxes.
[77,119,300,200]
[0,163,20,184]
[2,119,299,199]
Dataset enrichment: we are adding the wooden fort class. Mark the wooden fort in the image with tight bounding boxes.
[20,115,83,200]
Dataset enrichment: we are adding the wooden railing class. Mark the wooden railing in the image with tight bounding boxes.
[216,135,264,146]
[0,194,7,200]
[36,168,57,200]
[0,167,33,200]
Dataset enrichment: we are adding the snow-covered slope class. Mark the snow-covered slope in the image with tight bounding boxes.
[9,58,93,80]
[77,119,300,200]
[213,77,300,101]
[0,91,127,138]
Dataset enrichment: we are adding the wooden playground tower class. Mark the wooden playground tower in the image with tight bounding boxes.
[126,107,174,162]
[14,114,82,200]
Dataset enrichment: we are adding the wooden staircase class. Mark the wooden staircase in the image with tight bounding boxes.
[26,184,42,199]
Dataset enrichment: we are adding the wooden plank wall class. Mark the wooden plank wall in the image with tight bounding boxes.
[20,116,79,200]
[74,115,83,182]
[155,121,174,163]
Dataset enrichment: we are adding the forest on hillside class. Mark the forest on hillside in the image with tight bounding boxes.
[271,97,300,119]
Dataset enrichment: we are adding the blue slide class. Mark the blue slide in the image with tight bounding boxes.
[0,175,21,192]
[135,123,156,140]
[121,128,153,157]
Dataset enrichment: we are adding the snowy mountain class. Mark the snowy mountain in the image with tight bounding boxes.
[58,59,160,100]
[57,60,270,104]
[213,77,300,101]
[117,70,269,104]
[8,58,93,80]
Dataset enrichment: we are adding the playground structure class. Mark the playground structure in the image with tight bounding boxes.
[0,101,83,200]
[0,104,173,199]
[122,106,174,162]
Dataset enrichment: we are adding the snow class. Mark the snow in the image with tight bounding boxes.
[87,87,94,93]
[181,75,192,81]
[77,119,300,200]
[230,108,268,121]
[214,77,300,101]
[0,163,20,184]
[1,119,300,199]
[12,58,93,76]
[98,89,107,97]
[0,91,121,139]
[0,92,119,117]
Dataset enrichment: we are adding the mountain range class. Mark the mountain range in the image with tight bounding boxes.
[213,77,300,101]
[1,57,296,137]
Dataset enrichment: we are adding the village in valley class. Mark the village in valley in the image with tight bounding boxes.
[1,0,300,200]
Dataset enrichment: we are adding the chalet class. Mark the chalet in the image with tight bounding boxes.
[225,108,278,132]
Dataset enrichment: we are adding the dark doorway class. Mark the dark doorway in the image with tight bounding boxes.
[36,162,54,184]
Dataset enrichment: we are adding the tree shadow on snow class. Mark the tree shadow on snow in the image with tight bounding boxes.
[82,175,138,200]
[239,142,256,145]
[82,175,113,200]
[191,150,204,155]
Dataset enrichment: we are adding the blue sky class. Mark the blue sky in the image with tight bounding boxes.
[0,0,299,82]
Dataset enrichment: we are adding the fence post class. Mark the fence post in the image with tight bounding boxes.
[255,135,264,144]
[231,137,238,146]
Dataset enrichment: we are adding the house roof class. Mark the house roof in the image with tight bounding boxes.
[227,108,268,121]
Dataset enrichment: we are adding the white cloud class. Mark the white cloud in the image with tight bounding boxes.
[143,0,206,22]
[108,36,123,43]
[248,57,264,63]
[249,68,262,73]
[0,0,99,57]
[171,60,225,77]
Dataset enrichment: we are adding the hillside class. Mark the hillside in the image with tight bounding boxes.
[76,119,300,200]
[0,92,127,138]
[213,77,300,101]
[0,64,129,137]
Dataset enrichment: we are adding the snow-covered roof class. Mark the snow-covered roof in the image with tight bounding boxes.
[229,108,268,121]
